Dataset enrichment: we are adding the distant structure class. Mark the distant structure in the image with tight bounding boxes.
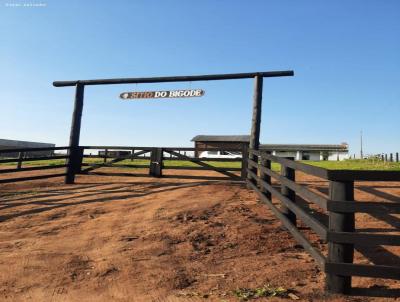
[192,135,249,157]
[98,150,131,157]
[0,139,55,158]
[191,135,349,161]
[360,130,364,159]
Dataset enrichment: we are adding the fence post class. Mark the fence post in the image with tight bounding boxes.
[326,180,355,294]
[65,82,84,184]
[16,152,24,170]
[385,154,388,162]
[396,152,399,163]
[104,149,108,163]
[149,148,155,176]
[131,148,134,162]
[76,147,84,174]
[241,144,248,179]
[149,148,163,177]
[390,153,393,162]
[247,75,263,187]
[280,157,296,226]
[260,152,272,201]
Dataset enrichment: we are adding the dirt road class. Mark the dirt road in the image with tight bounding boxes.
[0,169,399,301]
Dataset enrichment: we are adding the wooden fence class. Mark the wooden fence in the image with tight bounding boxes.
[80,146,245,180]
[0,145,245,183]
[0,146,69,183]
[381,152,399,162]
[246,149,400,294]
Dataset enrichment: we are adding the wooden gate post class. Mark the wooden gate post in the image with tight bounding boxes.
[260,152,272,201]
[247,75,263,187]
[16,152,24,170]
[150,148,163,177]
[149,148,155,176]
[326,180,355,294]
[241,144,248,179]
[76,147,84,174]
[104,149,108,163]
[281,158,296,226]
[65,82,84,184]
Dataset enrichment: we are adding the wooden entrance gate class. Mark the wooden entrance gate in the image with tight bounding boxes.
[52,70,294,184]
[77,146,246,180]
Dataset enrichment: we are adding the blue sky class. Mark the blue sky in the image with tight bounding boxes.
[0,0,399,155]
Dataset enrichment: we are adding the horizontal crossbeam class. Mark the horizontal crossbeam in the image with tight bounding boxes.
[53,71,294,87]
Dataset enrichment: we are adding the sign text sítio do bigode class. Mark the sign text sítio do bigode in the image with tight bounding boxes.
[120,89,204,100]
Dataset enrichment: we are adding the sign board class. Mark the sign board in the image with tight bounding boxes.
[120,89,204,100]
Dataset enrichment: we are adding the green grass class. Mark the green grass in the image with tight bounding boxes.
[0,158,245,169]
[233,285,290,300]
[1,157,399,171]
[303,159,400,171]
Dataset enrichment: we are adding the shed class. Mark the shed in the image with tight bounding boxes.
[191,135,349,161]
[0,139,55,158]
[191,135,250,157]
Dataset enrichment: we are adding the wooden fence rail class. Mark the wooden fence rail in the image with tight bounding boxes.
[0,146,70,183]
[78,146,245,180]
[247,148,400,294]
[0,146,245,183]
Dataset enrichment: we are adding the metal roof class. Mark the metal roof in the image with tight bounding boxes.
[0,139,55,149]
[191,135,251,142]
[260,144,348,151]
[191,135,348,151]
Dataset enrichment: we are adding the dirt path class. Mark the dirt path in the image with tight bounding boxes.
[0,169,399,301]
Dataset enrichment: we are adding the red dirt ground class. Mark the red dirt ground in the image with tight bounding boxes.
[0,168,399,301]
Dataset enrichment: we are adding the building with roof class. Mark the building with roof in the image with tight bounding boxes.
[0,139,55,158]
[191,135,349,161]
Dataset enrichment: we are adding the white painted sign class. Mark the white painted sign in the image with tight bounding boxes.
[120,89,205,99]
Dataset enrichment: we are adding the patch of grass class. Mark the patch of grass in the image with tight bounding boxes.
[270,162,281,172]
[0,190,39,198]
[303,159,400,171]
[98,159,150,166]
[1,156,280,170]
[3,157,397,172]
[233,285,289,301]
[164,160,240,168]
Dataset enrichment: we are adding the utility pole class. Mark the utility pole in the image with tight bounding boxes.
[360,130,363,159]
